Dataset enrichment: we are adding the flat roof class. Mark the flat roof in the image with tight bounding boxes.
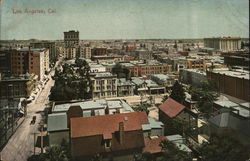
[210,70,249,80]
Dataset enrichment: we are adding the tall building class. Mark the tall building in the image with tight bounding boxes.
[63,30,80,58]
[90,72,117,99]
[0,74,38,99]
[10,48,46,80]
[79,45,91,59]
[30,41,56,63]
[204,37,241,52]
[64,30,79,47]
[0,49,11,75]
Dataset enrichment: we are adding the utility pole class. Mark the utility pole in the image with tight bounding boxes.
[33,132,36,155]
[41,125,44,154]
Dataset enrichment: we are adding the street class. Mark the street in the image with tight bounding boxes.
[0,73,55,161]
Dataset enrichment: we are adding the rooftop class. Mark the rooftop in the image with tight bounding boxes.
[53,99,129,113]
[210,70,249,80]
[70,112,148,138]
[159,98,186,118]
[151,74,170,81]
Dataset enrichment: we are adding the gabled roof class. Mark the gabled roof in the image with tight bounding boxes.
[159,98,185,118]
[70,112,148,138]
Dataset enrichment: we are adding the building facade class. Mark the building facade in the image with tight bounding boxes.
[204,37,241,51]
[206,70,249,101]
[90,72,117,99]
[64,30,79,47]
[30,41,56,63]
[10,48,45,80]
[0,74,37,99]
[0,49,11,75]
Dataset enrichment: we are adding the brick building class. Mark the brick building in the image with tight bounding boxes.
[91,47,107,56]
[122,61,172,77]
[10,48,46,80]
[206,70,249,101]
[186,58,206,71]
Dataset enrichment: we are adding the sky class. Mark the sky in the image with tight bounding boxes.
[0,0,249,40]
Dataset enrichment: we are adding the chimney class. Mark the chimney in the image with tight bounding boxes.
[105,105,109,115]
[91,109,95,116]
[119,122,124,145]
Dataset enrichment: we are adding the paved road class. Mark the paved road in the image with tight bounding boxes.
[0,74,55,161]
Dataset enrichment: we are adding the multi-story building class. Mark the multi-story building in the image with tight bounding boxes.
[30,41,56,63]
[159,57,187,72]
[126,61,172,77]
[64,30,79,59]
[64,30,79,47]
[91,47,107,57]
[0,49,11,75]
[204,37,241,52]
[63,47,77,59]
[207,70,249,101]
[43,49,50,73]
[10,48,45,80]
[151,74,175,88]
[90,72,117,99]
[135,48,152,60]
[117,78,135,97]
[80,45,91,59]
[0,74,38,99]
[186,58,206,71]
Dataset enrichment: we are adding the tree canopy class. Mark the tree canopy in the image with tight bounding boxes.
[190,79,219,117]
[111,63,130,79]
[50,58,92,101]
[160,140,192,161]
[169,81,186,104]
[198,133,249,161]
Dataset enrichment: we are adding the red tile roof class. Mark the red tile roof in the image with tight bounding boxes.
[143,136,167,154]
[159,98,185,118]
[70,112,149,138]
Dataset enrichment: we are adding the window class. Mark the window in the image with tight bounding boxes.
[105,140,111,148]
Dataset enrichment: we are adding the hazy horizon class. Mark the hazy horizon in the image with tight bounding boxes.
[0,0,249,40]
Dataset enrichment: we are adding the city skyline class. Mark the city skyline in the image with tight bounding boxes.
[0,0,249,40]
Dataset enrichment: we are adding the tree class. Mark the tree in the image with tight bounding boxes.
[50,59,92,101]
[190,79,219,117]
[160,140,192,161]
[161,95,168,103]
[198,133,249,161]
[39,145,69,161]
[134,152,155,161]
[169,81,186,104]
[149,95,154,105]
[112,63,130,79]
[134,103,150,115]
